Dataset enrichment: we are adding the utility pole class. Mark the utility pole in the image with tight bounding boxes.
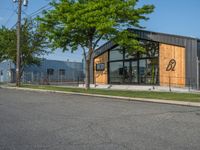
[16,0,22,87]
[13,0,28,87]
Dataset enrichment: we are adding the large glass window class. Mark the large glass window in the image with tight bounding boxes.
[108,39,159,85]
[139,59,146,84]
[131,61,138,83]
[146,58,159,84]
[47,68,54,75]
[125,51,138,60]
[109,46,124,61]
[124,62,131,83]
[109,61,124,84]
[139,59,159,84]
[113,61,139,84]
[59,69,65,76]
[124,40,159,59]
[139,40,159,58]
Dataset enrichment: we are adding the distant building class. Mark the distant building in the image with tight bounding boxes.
[0,60,15,83]
[0,59,84,84]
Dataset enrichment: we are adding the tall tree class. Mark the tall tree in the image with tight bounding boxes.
[38,0,154,89]
[0,19,48,79]
[0,27,11,62]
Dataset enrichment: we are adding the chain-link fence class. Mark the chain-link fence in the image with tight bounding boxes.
[156,75,199,92]
[0,59,85,87]
[21,71,84,86]
[0,71,199,91]
[97,75,200,92]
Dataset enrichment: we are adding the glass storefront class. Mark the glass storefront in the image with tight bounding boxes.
[123,61,138,84]
[109,61,124,84]
[108,39,159,85]
[109,46,123,61]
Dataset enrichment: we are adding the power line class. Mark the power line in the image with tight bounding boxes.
[27,0,61,18]
[30,6,53,18]
[11,23,17,29]
[29,3,50,16]
[27,4,53,18]
[9,2,52,29]
[4,9,17,26]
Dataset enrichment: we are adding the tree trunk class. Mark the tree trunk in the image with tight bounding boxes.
[85,46,93,90]
[85,59,90,89]
[19,65,24,84]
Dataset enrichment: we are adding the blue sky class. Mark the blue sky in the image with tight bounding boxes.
[0,0,200,62]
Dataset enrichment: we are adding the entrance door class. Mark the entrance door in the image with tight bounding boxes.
[124,61,131,83]
[123,61,138,84]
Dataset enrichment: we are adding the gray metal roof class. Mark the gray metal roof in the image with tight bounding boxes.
[128,28,200,41]
[94,28,199,57]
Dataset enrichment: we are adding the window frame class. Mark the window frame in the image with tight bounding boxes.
[59,69,65,76]
[108,39,159,85]
[47,68,54,76]
[96,63,105,71]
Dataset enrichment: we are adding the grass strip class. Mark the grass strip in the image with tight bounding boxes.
[19,84,200,102]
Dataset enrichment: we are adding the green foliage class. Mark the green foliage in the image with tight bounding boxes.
[19,19,49,68]
[0,19,48,68]
[0,27,14,62]
[38,0,154,53]
[38,0,154,88]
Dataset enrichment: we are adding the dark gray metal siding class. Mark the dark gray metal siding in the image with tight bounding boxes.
[93,29,199,88]
[184,39,198,88]
[198,40,200,89]
[198,40,200,59]
[94,41,114,57]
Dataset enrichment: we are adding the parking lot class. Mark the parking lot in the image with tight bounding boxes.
[0,88,200,150]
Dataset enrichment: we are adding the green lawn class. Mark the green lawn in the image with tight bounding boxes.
[19,84,200,102]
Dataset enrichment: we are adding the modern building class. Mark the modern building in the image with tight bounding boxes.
[91,29,200,89]
[0,59,84,83]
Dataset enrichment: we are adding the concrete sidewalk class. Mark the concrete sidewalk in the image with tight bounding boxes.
[1,86,200,107]
[79,84,200,94]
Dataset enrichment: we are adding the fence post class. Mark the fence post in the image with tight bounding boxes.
[31,72,33,83]
[37,72,39,84]
[169,76,171,92]
[22,72,24,83]
[197,58,199,90]
[77,76,79,87]
[188,78,191,92]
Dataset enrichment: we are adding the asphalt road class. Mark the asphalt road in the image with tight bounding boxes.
[0,88,200,150]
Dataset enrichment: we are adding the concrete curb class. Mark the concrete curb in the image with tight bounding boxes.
[1,86,200,107]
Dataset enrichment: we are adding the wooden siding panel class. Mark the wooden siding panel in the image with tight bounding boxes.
[94,52,108,84]
[159,43,185,87]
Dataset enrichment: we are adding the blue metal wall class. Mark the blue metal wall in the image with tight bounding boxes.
[0,60,15,82]
[0,59,84,83]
